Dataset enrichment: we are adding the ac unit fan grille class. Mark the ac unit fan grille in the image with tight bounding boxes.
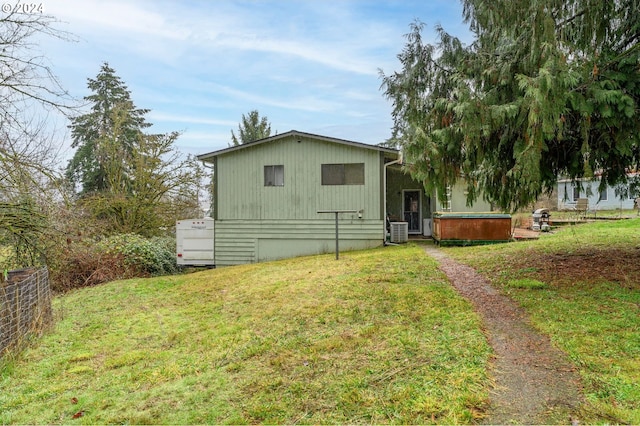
[390,222,408,243]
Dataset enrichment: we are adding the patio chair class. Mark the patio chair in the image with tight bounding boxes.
[575,198,589,219]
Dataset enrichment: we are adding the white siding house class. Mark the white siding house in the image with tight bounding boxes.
[557,177,636,210]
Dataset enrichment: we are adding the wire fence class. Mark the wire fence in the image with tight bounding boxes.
[0,267,52,357]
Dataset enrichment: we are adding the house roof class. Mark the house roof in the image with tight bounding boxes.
[197,130,399,162]
[557,171,639,183]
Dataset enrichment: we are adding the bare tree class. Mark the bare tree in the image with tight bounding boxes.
[1,8,73,122]
[0,8,75,268]
[0,7,75,195]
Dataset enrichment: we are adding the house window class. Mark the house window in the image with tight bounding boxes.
[572,186,580,201]
[599,187,608,201]
[321,163,365,185]
[264,165,284,186]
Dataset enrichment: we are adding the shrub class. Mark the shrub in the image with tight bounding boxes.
[49,242,134,292]
[149,236,179,275]
[48,234,177,292]
[97,234,177,276]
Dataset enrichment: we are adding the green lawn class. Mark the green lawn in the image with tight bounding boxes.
[446,218,640,424]
[3,220,638,424]
[0,245,491,424]
[552,208,638,220]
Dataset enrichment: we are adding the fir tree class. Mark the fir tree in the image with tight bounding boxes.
[230,110,272,145]
[381,0,640,211]
[66,62,150,195]
[65,63,204,235]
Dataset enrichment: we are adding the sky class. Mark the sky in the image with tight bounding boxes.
[36,0,473,159]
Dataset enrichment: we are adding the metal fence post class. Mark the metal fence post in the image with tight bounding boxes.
[317,210,359,260]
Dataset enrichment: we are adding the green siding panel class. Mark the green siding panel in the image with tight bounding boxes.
[216,135,383,221]
[433,182,493,212]
[214,219,384,266]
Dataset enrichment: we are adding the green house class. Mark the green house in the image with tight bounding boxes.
[197,130,490,266]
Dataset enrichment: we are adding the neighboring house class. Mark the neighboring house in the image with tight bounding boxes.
[197,130,491,266]
[557,177,637,211]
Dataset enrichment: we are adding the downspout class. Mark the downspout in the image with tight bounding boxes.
[383,152,403,244]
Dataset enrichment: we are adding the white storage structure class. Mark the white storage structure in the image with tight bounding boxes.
[176,218,215,267]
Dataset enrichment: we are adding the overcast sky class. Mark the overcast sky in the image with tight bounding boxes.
[38,0,472,158]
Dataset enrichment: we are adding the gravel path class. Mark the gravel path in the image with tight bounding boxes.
[423,245,583,424]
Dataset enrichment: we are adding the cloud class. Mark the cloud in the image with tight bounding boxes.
[212,33,380,76]
[46,0,189,40]
[147,112,236,127]
[203,83,343,113]
[38,0,472,159]
[46,0,394,76]
[176,130,234,155]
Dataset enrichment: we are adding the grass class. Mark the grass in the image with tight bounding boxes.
[446,218,640,424]
[513,207,638,223]
[551,208,638,220]
[4,220,637,423]
[505,278,548,290]
[0,245,491,424]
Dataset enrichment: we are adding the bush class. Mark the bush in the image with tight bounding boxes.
[98,234,178,276]
[50,242,134,292]
[149,236,179,275]
[48,234,177,292]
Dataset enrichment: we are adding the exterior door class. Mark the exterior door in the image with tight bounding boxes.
[403,190,421,234]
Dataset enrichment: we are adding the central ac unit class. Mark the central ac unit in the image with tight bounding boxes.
[390,222,408,243]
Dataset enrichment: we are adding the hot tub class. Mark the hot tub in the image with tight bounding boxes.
[432,212,512,246]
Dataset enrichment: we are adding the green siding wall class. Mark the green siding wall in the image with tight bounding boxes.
[214,219,383,266]
[216,135,383,221]
[433,182,493,212]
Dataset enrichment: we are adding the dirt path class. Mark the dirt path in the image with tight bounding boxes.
[423,246,582,424]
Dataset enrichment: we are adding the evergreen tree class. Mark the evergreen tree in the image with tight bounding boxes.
[381,0,640,211]
[66,64,204,235]
[66,62,150,195]
[230,110,272,145]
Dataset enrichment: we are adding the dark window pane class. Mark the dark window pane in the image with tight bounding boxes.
[321,163,364,185]
[273,165,284,186]
[599,188,607,201]
[264,165,284,186]
[322,164,344,185]
[264,166,273,186]
[345,163,364,185]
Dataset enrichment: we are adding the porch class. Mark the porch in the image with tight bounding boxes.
[385,165,433,237]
